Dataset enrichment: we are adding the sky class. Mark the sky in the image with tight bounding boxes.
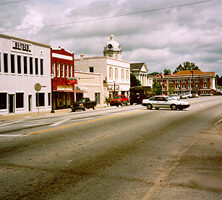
[0,0,222,75]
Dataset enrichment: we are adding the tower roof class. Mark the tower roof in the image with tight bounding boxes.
[104,35,122,52]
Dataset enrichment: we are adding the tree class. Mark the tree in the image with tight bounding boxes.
[130,73,141,87]
[152,82,162,95]
[173,61,200,74]
[163,68,171,75]
[168,84,175,95]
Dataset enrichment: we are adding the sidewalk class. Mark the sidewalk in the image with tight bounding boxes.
[0,104,110,122]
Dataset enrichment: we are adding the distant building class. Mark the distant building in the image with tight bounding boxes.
[75,35,130,99]
[75,71,104,105]
[0,34,51,115]
[130,63,153,87]
[154,70,216,95]
[51,47,77,109]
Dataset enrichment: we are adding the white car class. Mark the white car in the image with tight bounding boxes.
[170,94,180,100]
[142,96,190,110]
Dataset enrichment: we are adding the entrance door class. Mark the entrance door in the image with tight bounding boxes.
[95,93,100,104]
[28,95,32,111]
[8,94,15,113]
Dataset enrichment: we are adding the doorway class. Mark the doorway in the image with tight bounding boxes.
[8,94,15,113]
[28,95,32,111]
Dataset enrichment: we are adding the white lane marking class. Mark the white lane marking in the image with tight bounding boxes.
[0,119,25,127]
[50,117,72,127]
[0,134,20,137]
[215,118,222,125]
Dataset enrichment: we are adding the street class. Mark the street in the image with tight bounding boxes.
[0,96,222,200]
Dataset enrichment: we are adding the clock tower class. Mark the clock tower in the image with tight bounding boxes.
[103,35,122,60]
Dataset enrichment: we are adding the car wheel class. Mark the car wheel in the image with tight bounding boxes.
[146,104,152,110]
[171,104,177,110]
[82,108,86,111]
[155,107,159,110]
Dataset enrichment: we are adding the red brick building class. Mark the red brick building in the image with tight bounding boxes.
[154,70,216,95]
[51,48,77,109]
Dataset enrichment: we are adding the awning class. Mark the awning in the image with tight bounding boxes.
[76,85,88,93]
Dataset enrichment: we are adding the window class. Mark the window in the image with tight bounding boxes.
[203,84,207,88]
[4,53,8,73]
[66,65,69,77]
[36,93,45,106]
[17,55,21,74]
[16,93,24,108]
[48,93,51,106]
[89,66,94,73]
[70,65,73,77]
[35,58,38,75]
[30,57,33,74]
[109,67,113,79]
[11,55,15,73]
[182,84,186,89]
[126,70,129,81]
[40,59,43,75]
[24,56,28,74]
[57,63,60,77]
[121,69,124,80]
[62,64,65,77]
[0,93,7,109]
[52,62,56,76]
[115,68,118,80]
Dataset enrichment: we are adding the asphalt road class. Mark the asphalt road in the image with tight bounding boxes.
[0,96,222,200]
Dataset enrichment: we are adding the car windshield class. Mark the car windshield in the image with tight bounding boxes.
[113,96,121,99]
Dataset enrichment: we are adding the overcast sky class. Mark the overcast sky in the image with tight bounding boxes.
[1,0,222,75]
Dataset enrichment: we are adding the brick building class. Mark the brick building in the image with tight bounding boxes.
[154,70,216,95]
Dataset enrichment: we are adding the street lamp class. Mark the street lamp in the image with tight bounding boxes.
[51,74,55,113]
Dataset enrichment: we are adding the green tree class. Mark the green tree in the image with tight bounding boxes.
[130,73,141,87]
[168,84,175,95]
[163,68,171,75]
[152,82,162,95]
[173,61,200,74]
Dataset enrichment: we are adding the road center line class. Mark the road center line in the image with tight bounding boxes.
[26,110,144,136]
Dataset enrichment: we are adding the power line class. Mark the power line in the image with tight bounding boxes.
[0,0,29,5]
[1,0,218,33]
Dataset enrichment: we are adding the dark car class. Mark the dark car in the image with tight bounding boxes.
[71,98,97,112]
[110,95,129,107]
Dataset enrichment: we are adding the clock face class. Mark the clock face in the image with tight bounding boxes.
[108,44,113,49]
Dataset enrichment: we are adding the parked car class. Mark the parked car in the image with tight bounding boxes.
[179,93,187,99]
[170,94,180,100]
[110,95,129,107]
[185,92,192,98]
[142,95,190,110]
[71,98,97,112]
[192,93,199,98]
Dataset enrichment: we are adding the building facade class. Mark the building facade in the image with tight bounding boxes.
[75,35,130,99]
[0,34,51,115]
[51,47,77,109]
[130,63,153,87]
[154,70,216,95]
[75,71,104,105]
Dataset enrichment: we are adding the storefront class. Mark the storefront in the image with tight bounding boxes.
[0,34,51,115]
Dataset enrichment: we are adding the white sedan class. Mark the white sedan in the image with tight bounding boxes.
[142,96,190,110]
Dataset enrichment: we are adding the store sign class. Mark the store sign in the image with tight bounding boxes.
[11,40,32,54]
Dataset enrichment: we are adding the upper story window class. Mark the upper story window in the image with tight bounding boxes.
[24,56,28,74]
[126,70,129,81]
[35,58,38,75]
[182,79,186,83]
[89,66,94,73]
[17,55,21,74]
[203,78,207,82]
[70,65,73,77]
[66,65,69,78]
[30,57,33,74]
[115,68,118,80]
[11,55,15,73]
[4,53,8,73]
[52,62,56,77]
[175,79,179,83]
[109,67,113,79]
[40,59,43,75]
[203,84,207,88]
[57,63,60,77]
[121,69,124,80]
[62,64,65,78]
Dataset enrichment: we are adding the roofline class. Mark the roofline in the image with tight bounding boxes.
[75,55,130,64]
[0,33,51,48]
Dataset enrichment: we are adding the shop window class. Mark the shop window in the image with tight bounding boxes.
[0,93,7,109]
[40,59,43,75]
[11,55,15,73]
[24,56,28,74]
[16,93,24,108]
[4,53,8,73]
[35,58,38,75]
[30,57,33,74]
[36,93,45,107]
[17,55,21,74]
